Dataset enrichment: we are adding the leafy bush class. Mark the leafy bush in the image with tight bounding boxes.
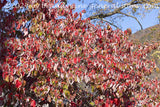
[0,0,160,106]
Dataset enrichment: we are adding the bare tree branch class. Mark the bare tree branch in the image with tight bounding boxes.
[119,11,143,30]
[88,0,144,20]
[101,18,120,29]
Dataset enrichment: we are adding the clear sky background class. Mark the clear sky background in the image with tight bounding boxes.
[67,0,160,33]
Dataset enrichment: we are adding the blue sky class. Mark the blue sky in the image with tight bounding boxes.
[67,0,160,33]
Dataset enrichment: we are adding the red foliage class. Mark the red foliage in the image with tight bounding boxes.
[0,0,160,107]
[15,79,22,88]
[30,99,36,107]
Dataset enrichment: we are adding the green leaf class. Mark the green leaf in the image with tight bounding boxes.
[29,5,32,9]
[63,85,68,89]
[5,42,7,47]
[89,101,95,106]
[64,90,70,98]
[91,85,94,92]
[38,32,43,36]
[34,88,37,93]
[63,52,67,56]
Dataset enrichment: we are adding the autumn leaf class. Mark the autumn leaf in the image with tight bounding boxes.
[30,100,36,107]
[15,79,22,89]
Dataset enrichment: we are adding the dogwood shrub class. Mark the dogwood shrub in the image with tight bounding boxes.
[0,0,160,106]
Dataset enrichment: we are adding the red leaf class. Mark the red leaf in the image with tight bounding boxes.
[60,68,64,73]
[104,68,106,74]
[74,12,78,19]
[103,84,106,90]
[73,58,77,64]
[47,63,51,69]
[110,100,113,104]
[156,103,160,107]
[124,30,128,35]
[82,9,86,13]
[71,101,77,107]
[22,0,25,5]
[141,84,143,87]
[77,57,80,63]
[113,98,119,106]
[15,94,20,98]
[17,23,21,30]
[75,31,78,36]
[120,74,123,79]
[105,99,110,107]
[15,79,22,88]
[55,0,58,3]
[30,100,36,107]
[13,7,16,13]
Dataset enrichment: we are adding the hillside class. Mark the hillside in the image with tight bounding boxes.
[130,24,160,43]
[130,24,160,79]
